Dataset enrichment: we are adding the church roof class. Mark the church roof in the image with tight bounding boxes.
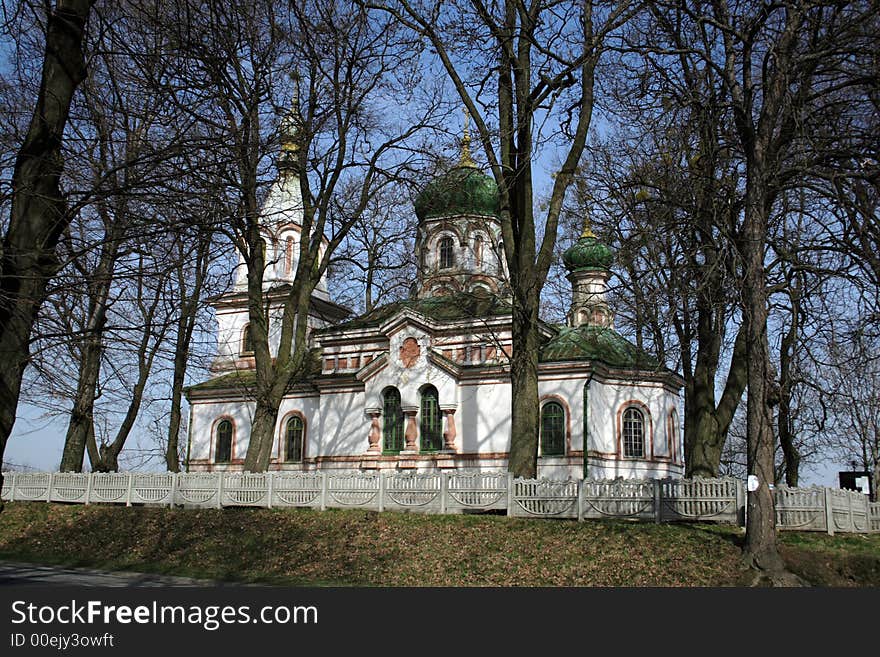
[185,349,322,395]
[540,325,659,369]
[317,292,513,333]
[413,164,499,221]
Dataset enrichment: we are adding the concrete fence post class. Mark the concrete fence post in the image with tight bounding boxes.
[46,472,54,503]
[84,472,93,505]
[125,473,133,507]
[506,472,514,517]
[653,479,662,524]
[576,478,584,522]
[216,472,224,509]
[824,487,834,536]
[320,472,328,511]
[169,472,178,509]
[735,480,746,527]
[9,472,17,502]
[378,471,385,513]
[440,471,448,515]
[267,472,274,509]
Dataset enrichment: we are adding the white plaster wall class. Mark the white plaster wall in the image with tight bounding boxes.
[457,380,511,453]
[189,399,256,464]
[215,303,315,364]
[316,389,367,456]
[190,394,323,465]
[232,172,329,297]
[272,394,322,460]
[538,377,586,452]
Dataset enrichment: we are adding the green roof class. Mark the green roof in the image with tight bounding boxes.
[319,293,512,333]
[540,325,659,369]
[413,164,499,221]
[186,349,322,394]
[562,235,615,271]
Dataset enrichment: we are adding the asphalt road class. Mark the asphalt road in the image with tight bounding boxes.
[0,561,240,587]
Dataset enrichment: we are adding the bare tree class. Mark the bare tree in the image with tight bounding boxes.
[372,0,639,477]
[0,0,94,497]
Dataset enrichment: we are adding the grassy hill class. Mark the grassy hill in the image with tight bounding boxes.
[0,501,877,586]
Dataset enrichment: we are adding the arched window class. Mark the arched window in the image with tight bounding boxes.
[285,236,295,274]
[383,387,404,453]
[474,235,483,268]
[215,419,233,463]
[666,409,678,460]
[439,237,455,269]
[420,385,442,451]
[540,401,565,456]
[285,415,304,462]
[241,324,254,355]
[622,407,645,458]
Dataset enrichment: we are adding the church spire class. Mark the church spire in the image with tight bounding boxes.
[279,73,303,172]
[580,211,596,239]
[458,107,476,168]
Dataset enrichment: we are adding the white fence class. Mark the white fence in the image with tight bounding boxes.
[1,471,877,534]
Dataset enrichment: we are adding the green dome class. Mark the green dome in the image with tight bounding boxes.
[414,164,499,221]
[541,325,658,369]
[562,234,614,271]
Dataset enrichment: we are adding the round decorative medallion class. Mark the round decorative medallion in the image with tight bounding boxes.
[399,337,420,368]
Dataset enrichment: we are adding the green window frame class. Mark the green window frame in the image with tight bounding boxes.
[285,416,304,462]
[420,385,443,452]
[383,388,404,453]
[623,407,645,458]
[215,419,233,463]
[540,402,565,456]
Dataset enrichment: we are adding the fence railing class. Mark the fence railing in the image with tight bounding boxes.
[1,471,877,535]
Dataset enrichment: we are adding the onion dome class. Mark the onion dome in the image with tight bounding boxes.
[562,223,614,272]
[414,115,499,221]
[414,163,499,221]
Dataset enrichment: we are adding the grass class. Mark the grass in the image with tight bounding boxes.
[0,501,877,586]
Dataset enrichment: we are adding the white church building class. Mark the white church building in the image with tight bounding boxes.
[185,124,685,480]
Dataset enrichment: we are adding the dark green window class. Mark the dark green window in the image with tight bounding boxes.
[540,402,565,456]
[242,324,254,354]
[215,419,233,463]
[285,416,304,462]
[623,407,645,458]
[383,388,404,453]
[420,385,443,451]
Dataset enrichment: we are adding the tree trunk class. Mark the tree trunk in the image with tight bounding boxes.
[778,286,800,487]
[60,227,120,472]
[741,175,787,579]
[166,239,209,472]
[0,0,94,497]
[507,297,541,478]
[684,324,748,477]
[91,270,164,472]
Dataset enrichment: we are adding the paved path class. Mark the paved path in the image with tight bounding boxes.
[0,561,245,587]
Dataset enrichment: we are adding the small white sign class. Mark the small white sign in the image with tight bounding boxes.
[747,475,759,492]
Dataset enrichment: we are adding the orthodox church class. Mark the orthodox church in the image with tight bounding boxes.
[185,119,685,480]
